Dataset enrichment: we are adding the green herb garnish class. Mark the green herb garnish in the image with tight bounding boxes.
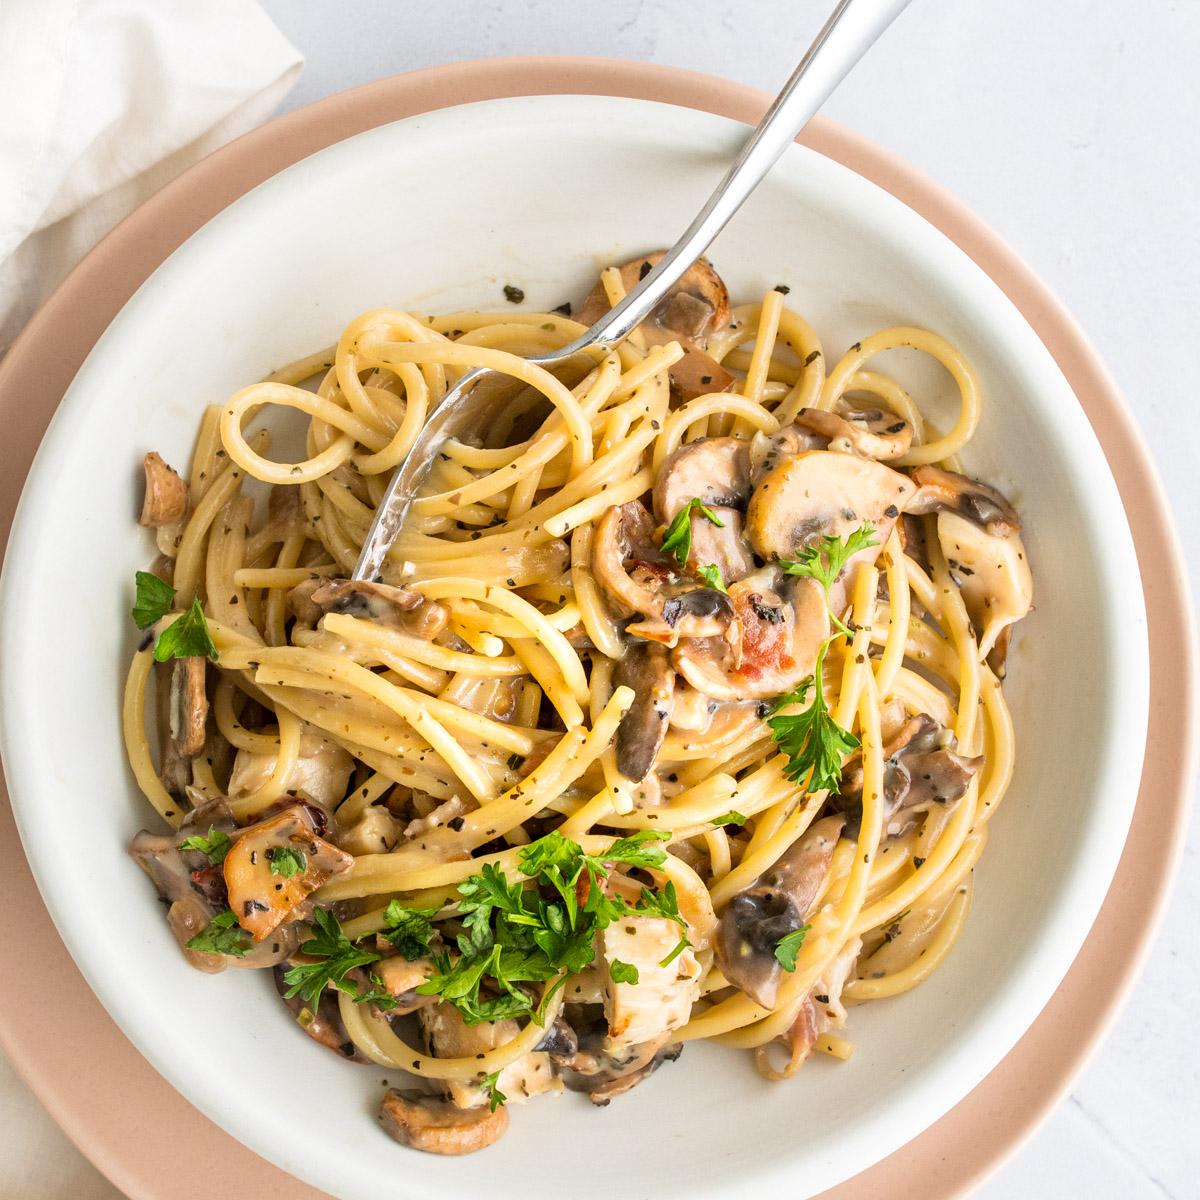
[774,924,812,972]
[767,642,860,795]
[711,810,746,828]
[179,826,232,866]
[609,959,640,985]
[781,523,877,637]
[481,1069,507,1111]
[186,909,251,958]
[381,900,439,961]
[660,499,725,565]
[132,570,176,630]
[282,908,390,1009]
[152,596,218,662]
[697,563,727,592]
[268,846,306,878]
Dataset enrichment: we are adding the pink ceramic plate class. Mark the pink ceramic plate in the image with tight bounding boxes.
[0,58,1193,1200]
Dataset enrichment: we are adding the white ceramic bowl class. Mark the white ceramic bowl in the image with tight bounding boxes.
[0,96,1147,1199]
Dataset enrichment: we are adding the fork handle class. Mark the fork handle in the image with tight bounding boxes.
[557,0,912,356]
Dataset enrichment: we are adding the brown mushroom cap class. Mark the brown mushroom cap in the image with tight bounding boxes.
[592,500,738,647]
[794,407,913,461]
[672,572,827,702]
[612,641,675,782]
[715,815,844,1008]
[223,806,353,942]
[167,656,208,759]
[575,252,735,399]
[308,578,449,639]
[652,437,751,520]
[745,450,915,564]
[905,465,1022,536]
[139,451,188,527]
[378,1089,509,1155]
[835,713,983,836]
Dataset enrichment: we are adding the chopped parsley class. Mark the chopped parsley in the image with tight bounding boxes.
[774,924,811,972]
[152,596,218,662]
[767,642,860,795]
[179,825,232,865]
[781,523,877,637]
[711,810,746,828]
[132,570,176,629]
[660,499,725,566]
[268,846,306,878]
[609,959,640,985]
[414,830,680,1025]
[186,909,251,958]
[381,900,438,961]
[697,563,727,592]
[502,284,525,304]
[282,908,393,1010]
[481,1069,507,1111]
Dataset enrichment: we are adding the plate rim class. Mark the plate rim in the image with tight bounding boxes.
[0,55,1193,1200]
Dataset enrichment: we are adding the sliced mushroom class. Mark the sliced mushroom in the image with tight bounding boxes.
[130,827,297,973]
[227,724,354,812]
[576,252,734,399]
[378,1089,508,1155]
[746,449,915,565]
[592,501,737,647]
[906,465,1021,536]
[139,451,188,527]
[835,713,982,837]
[574,1042,683,1106]
[904,467,1032,655]
[672,571,828,702]
[533,1018,580,1065]
[652,437,756,583]
[168,656,208,758]
[747,425,826,485]
[794,407,913,461]
[563,1011,682,1105]
[272,964,370,1061]
[223,806,353,942]
[668,682,714,732]
[307,578,450,640]
[419,1003,561,1109]
[715,815,844,1008]
[613,642,675,782]
[600,916,701,1054]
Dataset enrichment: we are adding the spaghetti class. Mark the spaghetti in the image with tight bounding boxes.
[125,254,1032,1154]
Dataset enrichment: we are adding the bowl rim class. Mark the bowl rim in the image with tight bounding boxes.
[0,56,1192,1200]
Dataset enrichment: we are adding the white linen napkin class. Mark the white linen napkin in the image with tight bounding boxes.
[0,0,303,355]
[1,2,300,1192]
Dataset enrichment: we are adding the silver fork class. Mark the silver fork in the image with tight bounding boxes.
[353,0,911,582]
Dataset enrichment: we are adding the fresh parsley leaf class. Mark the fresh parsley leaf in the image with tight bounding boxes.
[711,810,746,828]
[596,830,670,870]
[153,596,218,662]
[660,498,725,565]
[481,1069,507,1112]
[381,900,438,961]
[609,959,640,985]
[774,924,812,972]
[352,971,400,1011]
[179,825,232,865]
[282,908,381,1009]
[267,846,306,878]
[781,523,877,636]
[634,880,691,967]
[411,830,686,1026]
[132,570,176,630]
[697,563,727,592]
[186,909,251,958]
[767,643,860,794]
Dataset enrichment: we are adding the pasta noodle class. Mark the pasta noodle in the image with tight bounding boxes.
[123,254,1032,1154]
